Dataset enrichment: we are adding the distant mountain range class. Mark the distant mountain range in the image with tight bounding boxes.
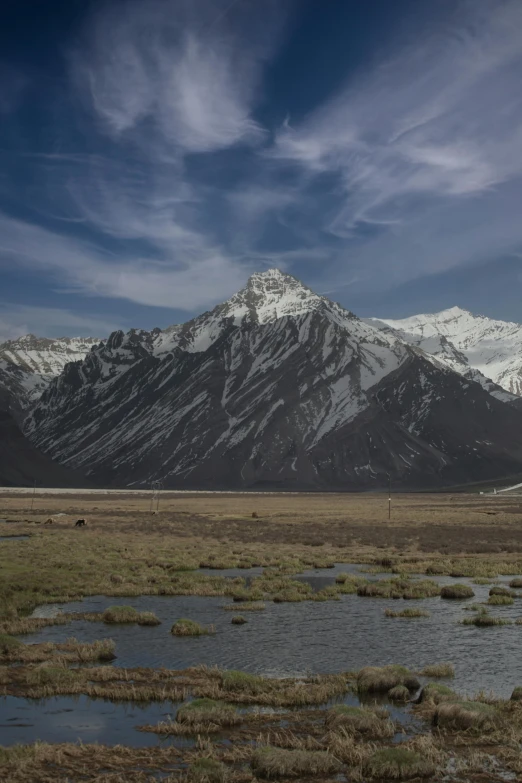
[2,269,521,490]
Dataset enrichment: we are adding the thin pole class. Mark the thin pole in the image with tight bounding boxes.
[388,473,391,521]
[30,479,36,513]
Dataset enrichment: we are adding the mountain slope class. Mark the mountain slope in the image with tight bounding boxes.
[369,307,522,398]
[24,270,522,490]
[0,334,100,414]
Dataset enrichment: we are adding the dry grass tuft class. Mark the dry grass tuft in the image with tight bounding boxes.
[188,757,228,782]
[384,608,430,618]
[433,701,502,732]
[251,746,341,779]
[487,595,514,606]
[357,665,420,694]
[325,705,394,738]
[364,747,435,779]
[419,663,455,678]
[171,619,215,636]
[418,683,458,704]
[222,601,265,611]
[102,605,161,625]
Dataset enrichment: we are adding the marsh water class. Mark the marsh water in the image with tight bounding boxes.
[1,564,521,747]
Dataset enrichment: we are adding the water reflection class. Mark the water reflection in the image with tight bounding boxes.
[25,566,522,697]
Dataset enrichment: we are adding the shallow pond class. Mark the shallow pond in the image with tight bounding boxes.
[25,567,522,694]
[0,686,419,747]
[4,565,521,748]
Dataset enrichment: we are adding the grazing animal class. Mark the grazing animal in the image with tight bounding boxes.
[44,518,54,525]
[75,519,86,527]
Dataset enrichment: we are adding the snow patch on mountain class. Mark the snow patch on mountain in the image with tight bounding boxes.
[368,307,522,399]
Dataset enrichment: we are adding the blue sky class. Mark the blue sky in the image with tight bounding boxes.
[1,0,522,340]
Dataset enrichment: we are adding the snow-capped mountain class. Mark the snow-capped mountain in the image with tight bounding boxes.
[24,270,522,490]
[369,307,522,398]
[0,334,101,414]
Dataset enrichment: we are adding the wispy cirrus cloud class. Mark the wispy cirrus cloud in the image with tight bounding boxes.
[270,0,522,273]
[72,0,284,153]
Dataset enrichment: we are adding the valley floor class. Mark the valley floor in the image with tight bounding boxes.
[1,491,522,781]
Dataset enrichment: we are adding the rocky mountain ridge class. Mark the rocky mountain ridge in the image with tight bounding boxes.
[22,270,522,490]
[369,307,522,398]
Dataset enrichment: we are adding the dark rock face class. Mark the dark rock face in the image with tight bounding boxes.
[0,408,91,488]
[22,270,522,490]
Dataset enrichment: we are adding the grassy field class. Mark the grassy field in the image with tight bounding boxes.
[1,489,522,781]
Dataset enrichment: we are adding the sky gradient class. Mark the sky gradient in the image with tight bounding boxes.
[1,0,522,341]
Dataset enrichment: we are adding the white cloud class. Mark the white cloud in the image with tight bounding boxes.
[271,0,522,235]
[0,212,250,311]
[0,305,120,342]
[73,0,283,153]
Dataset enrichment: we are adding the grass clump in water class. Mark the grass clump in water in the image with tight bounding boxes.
[385,608,430,618]
[388,685,410,702]
[510,687,522,701]
[325,705,393,737]
[418,683,458,704]
[25,665,81,688]
[188,757,228,782]
[251,746,341,779]
[177,698,240,729]
[440,584,474,599]
[102,606,161,625]
[419,662,455,678]
[221,670,266,694]
[357,665,420,694]
[487,595,514,606]
[433,701,502,732]
[462,611,511,627]
[231,615,247,625]
[489,586,515,597]
[171,619,215,636]
[358,578,440,600]
[222,602,265,611]
[509,577,522,589]
[365,747,435,780]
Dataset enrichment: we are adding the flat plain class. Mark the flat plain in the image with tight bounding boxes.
[2,489,522,782]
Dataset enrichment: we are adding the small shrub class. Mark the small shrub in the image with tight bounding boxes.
[385,608,430,618]
[365,747,435,779]
[251,746,341,779]
[441,584,474,599]
[419,663,455,678]
[325,705,394,737]
[171,619,215,636]
[433,701,502,732]
[231,615,247,625]
[188,757,228,783]
[357,665,420,694]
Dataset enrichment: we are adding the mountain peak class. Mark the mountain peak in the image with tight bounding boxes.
[220,267,323,324]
